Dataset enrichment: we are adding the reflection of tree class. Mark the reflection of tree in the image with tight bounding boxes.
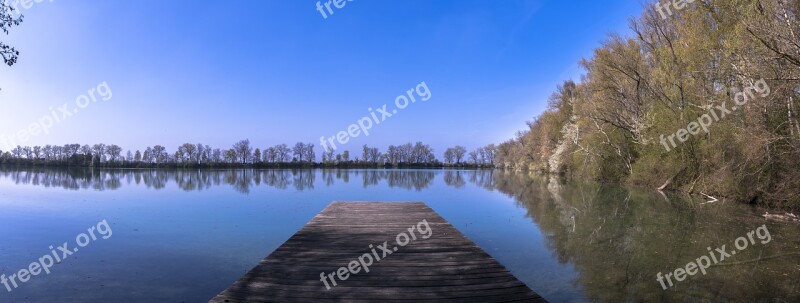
[346,170,435,190]
[470,170,496,190]
[173,170,203,191]
[103,171,123,190]
[337,169,349,183]
[443,170,465,188]
[262,170,290,189]
[384,170,434,191]
[335,170,436,190]
[2,168,87,190]
[143,170,168,190]
[0,168,444,193]
[321,169,336,186]
[362,170,380,188]
[478,172,800,302]
[5,167,798,301]
[0,168,258,193]
[443,170,497,190]
[291,169,314,191]
[225,170,253,194]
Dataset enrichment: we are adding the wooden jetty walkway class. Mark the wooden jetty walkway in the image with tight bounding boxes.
[211,202,546,302]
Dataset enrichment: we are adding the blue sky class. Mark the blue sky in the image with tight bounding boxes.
[0,0,644,155]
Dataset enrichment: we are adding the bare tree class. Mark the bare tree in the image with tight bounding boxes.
[232,139,252,164]
[92,144,106,163]
[178,143,196,164]
[304,143,315,163]
[275,144,291,163]
[444,148,454,164]
[253,148,261,164]
[483,144,496,165]
[293,142,305,163]
[265,147,277,163]
[453,146,466,164]
[106,144,122,163]
[469,150,479,164]
[152,145,167,164]
[386,145,400,165]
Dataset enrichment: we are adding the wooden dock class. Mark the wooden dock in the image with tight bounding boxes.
[210,202,546,302]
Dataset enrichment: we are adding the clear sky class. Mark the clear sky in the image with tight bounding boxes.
[0,0,644,156]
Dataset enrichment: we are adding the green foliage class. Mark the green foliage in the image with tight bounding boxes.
[497,0,800,208]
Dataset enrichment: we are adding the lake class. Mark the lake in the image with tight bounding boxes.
[0,168,797,302]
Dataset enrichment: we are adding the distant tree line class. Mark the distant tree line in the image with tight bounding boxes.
[443,145,496,167]
[0,140,496,169]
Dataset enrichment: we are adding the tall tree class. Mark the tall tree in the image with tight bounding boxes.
[453,146,466,164]
[253,148,261,164]
[232,139,252,164]
[92,144,106,163]
[106,144,122,163]
[293,142,305,163]
[152,145,167,164]
[444,148,455,164]
[275,144,291,163]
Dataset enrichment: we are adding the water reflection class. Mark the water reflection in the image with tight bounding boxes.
[492,171,800,302]
[1,168,797,301]
[0,168,446,193]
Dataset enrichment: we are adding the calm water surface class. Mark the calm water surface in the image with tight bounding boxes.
[0,168,797,302]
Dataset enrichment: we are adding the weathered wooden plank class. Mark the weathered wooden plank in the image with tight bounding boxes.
[241,275,521,286]
[210,202,545,303]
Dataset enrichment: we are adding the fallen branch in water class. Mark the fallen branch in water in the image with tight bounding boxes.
[700,192,718,204]
[711,252,800,267]
[657,167,687,191]
[763,212,800,223]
